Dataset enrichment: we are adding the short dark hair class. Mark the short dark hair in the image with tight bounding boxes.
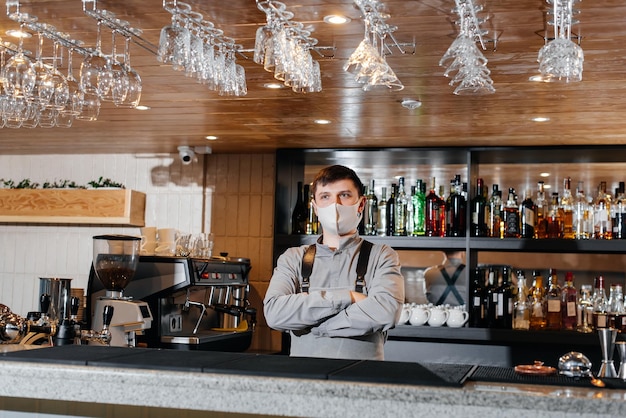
[311,165,364,198]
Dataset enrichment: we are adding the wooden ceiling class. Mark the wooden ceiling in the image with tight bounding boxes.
[1,0,626,155]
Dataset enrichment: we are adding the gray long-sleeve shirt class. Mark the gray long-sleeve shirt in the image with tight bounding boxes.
[263,234,404,360]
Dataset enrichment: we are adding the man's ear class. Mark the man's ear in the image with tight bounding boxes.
[311,199,319,216]
[358,195,366,212]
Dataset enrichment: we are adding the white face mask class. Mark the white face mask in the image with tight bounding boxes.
[314,200,362,236]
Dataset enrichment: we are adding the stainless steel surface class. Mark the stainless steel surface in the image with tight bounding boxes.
[597,328,618,379]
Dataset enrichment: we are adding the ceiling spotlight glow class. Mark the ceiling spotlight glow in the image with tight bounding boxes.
[323,15,351,24]
[314,119,331,125]
[135,105,151,111]
[540,172,551,177]
[6,29,31,38]
[401,99,422,110]
[263,83,284,89]
[205,135,218,140]
[532,117,550,122]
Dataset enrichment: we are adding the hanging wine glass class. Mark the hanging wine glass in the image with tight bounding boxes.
[2,20,36,101]
[31,29,53,108]
[61,41,82,117]
[80,18,109,96]
[106,29,127,103]
[114,33,141,108]
[48,37,69,111]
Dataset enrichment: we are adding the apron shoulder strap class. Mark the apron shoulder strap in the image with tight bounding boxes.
[300,244,316,293]
[355,240,373,293]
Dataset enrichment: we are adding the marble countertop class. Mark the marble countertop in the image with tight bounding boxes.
[1,346,625,418]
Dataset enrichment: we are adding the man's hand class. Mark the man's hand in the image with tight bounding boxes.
[349,291,366,303]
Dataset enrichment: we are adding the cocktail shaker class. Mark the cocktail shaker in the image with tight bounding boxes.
[616,341,626,381]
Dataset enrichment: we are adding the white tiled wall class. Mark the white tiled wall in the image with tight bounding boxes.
[0,153,205,316]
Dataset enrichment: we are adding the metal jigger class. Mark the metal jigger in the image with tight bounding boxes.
[597,328,618,379]
[617,341,626,381]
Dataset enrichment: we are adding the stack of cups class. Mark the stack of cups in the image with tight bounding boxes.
[156,228,177,256]
[140,227,158,255]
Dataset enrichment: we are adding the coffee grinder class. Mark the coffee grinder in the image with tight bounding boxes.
[90,235,153,347]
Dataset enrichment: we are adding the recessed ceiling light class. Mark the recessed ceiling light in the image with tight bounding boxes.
[323,15,351,24]
[314,119,331,125]
[205,135,218,140]
[532,117,550,122]
[6,29,31,38]
[135,105,150,111]
[263,83,284,89]
[540,172,551,177]
[401,99,422,110]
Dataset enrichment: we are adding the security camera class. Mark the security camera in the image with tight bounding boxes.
[177,146,195,165]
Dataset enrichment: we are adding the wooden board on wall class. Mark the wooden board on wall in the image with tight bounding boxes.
[0,189,146,226]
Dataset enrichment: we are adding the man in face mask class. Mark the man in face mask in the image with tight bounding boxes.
[264,165,404,360]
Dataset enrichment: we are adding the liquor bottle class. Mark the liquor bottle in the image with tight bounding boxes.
[576,284,594,333]
[519,189,536,239]
[503,188,520,238]
[529,270,546,330]
[412,179,426,236]
[613,182,626,239]
[386,183,396,237]
[484,267,498,328]
[561,271,578,331]
[535,181,548,239]
[447,174,466,237]
[573,181,591,239]
[561,177,574,239]
[495,265,513,329]
[545,269,562,330]
[291,181,307,234]
[394,177,408,236]
[546,192,563,239]
[607,283,625,331]
[471,178,489,237]
[364,180,378,236]
[488,184,502,238]
[425,178,441,237]
[469,266,485,328]
[377,187,387,236]
[593,181,612,239]
[512,270,530,330]
[438,185,447,237]
[592,275,609,329]
[304,183,318,235]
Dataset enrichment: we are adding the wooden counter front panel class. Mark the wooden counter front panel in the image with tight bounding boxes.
[0,189,146,226]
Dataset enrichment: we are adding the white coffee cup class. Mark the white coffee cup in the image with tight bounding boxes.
[155,241,175,256]
[428,306,449,327]
[141,240,157,256]
[140,226,157,242]
[157,228,177,243]
[447,308,469,328]
[409,305,431,326]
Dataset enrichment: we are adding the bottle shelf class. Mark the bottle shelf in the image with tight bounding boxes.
[275,234,626,253]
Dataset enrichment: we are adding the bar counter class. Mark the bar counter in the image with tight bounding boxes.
[1,345,625,417]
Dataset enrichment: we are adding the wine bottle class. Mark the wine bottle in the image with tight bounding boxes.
[448,174,466,237]
[412,179,426,236]
[469,266,485,328]
[546,192,562,239]
[519,189,536,239]
[593,182,612,239]
[488,185,502,238]
[561,177,574,239]
[291,181,307,234]
[425,177,441,237]
[484,267,498,328]
[471,178,488,237]
[573,181,591,239]
[394,177,408,236]
[495,265,513,329]
[386,183,396,237]
[535,181,548,239]
[592,275,609,329]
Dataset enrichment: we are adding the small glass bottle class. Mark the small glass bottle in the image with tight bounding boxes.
[593,181,613,239]
[576,284,594,333]
[592,275,609,329]
[496,266,513,329]
[512,270,530,330]
[412,179,426,236]
[561,271,578,330]
[607,283,625,331]
[471,178,489,237]
[546,192,563,239]
[613,182,626,239]
[484,267,498,328]
[305,183,318,235]
[529,270,546,330]
[386,183,397,237]
[447,174,466,237]
[545,269,562,330]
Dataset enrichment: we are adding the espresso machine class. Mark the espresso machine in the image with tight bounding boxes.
[87,254,255,351]
[89,234,153,347]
